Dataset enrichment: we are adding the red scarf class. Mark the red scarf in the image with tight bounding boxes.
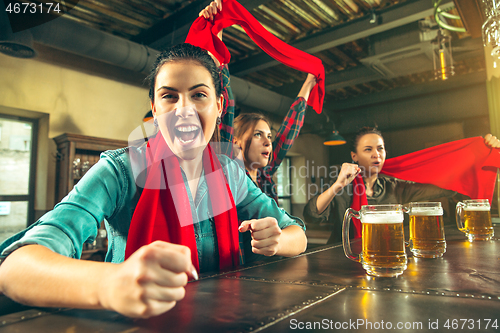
[350,137,500,238]
[125,134,240,272]
[350,175,367,239]
[185,0,325,114]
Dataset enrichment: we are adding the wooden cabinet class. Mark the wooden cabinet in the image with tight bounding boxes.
[53,133,128,261]
[53,133,128,203]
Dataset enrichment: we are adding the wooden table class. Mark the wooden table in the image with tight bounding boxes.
[0,224,499,332]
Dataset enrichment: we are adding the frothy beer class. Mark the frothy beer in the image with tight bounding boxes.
[361,213,406,273]
[409,207,446,258]
[456,199,494,241]
[463,207,493,239]
[343,204,407,277]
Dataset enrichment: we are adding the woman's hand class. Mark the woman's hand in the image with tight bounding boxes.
[315,163,360,214]
[199,0,223,61]
[484,133,500,148]
[199,0,222,21]
[99,241,197,318]
[304,73,317,86]
[239,217,282,256]
[334,163,361,189]
[297,73,318,101]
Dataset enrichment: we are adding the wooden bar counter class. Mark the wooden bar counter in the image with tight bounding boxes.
[0,224,498,332]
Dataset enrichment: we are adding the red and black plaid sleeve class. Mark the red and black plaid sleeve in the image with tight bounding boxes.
[219,64,235,157]
[268,97,306,176]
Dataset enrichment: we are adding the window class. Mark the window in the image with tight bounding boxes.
[276,157,292,214]
[0,115,37,243]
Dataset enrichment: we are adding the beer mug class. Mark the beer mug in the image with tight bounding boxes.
[456,199,494,241]
[404,202,446,258]
[343,204,407,277]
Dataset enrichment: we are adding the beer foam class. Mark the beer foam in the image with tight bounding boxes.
[464,207,490,211]
[410,207,443,216]
[361,212,403,224]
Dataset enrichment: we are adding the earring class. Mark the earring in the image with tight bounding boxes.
[153,118,158,127]
[216,116,221,125]
[352,160,358,164]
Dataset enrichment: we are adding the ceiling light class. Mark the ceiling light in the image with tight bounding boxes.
[323,113,346,146]
[0,9,36,58]
[324,130,346,146]
[431,29,454,80]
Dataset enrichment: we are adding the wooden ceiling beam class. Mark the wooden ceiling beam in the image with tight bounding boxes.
[453,0,485,39]
[131,0,212,45]
[328,70,486,112]
[142,0,274,50]
[230,0,454,76]
[273,34,482,96]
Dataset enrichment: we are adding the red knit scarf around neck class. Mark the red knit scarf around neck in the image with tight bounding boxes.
[125,134,240,272]
[185,0,325,114]
[350,137,500,238]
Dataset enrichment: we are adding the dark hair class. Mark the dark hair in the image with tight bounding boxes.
[147,43,222,143]
[147,43,222,103]
[234,113,272,165]
[351,126,384,153]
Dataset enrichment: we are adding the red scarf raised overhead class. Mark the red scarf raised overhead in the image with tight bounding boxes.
[350,137,500,238]
[185,0,325,114]
[125,134,240,272]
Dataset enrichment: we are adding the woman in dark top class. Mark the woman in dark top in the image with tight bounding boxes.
[303,127,500,244]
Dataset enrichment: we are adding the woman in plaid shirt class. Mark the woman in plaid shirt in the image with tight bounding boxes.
[201,1,317,204]
[229,76,316,203]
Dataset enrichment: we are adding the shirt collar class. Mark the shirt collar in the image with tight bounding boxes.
[364,177,384,198]
[372,177,384,197]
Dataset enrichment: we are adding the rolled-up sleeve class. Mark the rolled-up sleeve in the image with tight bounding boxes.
[238,179,306,231]
[303,194,331,225]
[221,155,305,231]
[0,150,130,261]
[1,221,77,258]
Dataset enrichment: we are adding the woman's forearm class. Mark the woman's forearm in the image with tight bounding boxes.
[315,182,343,214]
[0,242,193,319]
[276,225,307,257]
[297,74,317,101]
[0,245,111,309]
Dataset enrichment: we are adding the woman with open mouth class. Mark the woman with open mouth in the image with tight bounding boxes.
[199,1,318,204]
[303,126,500,244]
[0,43,307,319]
[231,85,315,204]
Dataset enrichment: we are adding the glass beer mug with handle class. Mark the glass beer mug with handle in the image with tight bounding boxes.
[405,202,446,258]
[343,204,407,277]
[456,199,494,241]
